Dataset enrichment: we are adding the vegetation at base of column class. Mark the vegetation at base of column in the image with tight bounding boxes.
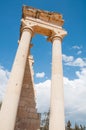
[40,111,86,130]
[40,111,50,130]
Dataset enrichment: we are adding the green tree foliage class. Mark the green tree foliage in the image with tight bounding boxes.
[40,111,86,130]
[41,111,49,130]
[80,124,86,130]
[75,123,80,130]
[67,120,71,129]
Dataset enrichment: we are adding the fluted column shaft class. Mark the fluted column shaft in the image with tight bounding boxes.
[49,35,65,130]
[0,27,33,130]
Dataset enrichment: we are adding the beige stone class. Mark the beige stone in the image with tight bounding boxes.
[0,5,67,130]
[49,35,65,130]
[14,49,40,130]
[0,24,33,130]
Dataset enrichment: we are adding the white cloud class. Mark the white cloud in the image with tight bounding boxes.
[64,68,86,124]
[65,58,86,67]
[64,73,86,112]
[35,68,86,125]
[63,54,86,67]
[77,51,82,55]
[36,72,45,78]
[0,66,10,102]
[0,64,86,125]
[72,45,82,50]
[62,54,74,62]
[35,80,51,113]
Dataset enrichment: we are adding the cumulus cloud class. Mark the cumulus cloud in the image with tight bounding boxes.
[0,64,86,125]
[65,58,86,67]
[0,66,10,102]
[63,54,86,67]
[62,54,74,62]
[35,80,51,113]
[64,69,86,113]
[64,68,86,124]
[36,72,45,78]
[35,68,86,125]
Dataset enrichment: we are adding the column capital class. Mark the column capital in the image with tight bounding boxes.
[48,29,67,43]
[48,34,62,43]
[20,19,34,37]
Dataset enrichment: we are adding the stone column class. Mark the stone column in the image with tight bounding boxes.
[49,34,65,130]
[0,26,33,130]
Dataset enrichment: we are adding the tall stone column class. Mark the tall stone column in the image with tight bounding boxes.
[49,34,65,130]
[0,25,33,130]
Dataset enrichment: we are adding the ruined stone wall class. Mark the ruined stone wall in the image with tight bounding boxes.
[15,57,40,130]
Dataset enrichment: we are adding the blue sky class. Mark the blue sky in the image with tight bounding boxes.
[0,0,86,127]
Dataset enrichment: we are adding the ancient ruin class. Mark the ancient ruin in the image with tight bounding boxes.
[0,6,67,130]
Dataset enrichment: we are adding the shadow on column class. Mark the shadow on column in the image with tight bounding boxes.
[14,57,40,130]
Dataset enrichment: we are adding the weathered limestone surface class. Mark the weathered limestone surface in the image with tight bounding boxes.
[15,56,40,130]
[49,36,65,130]
[0,5,67,130]
[22,6,64,26]
[0,26,33,130]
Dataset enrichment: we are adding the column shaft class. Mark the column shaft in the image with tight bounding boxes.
[49,37,65,130]
[0,28,33,130]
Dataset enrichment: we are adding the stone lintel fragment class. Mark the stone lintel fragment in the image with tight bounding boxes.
[22,5,64,27]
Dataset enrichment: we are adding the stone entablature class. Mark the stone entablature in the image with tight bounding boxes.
[22,6,64,27]
[20,6,67,40]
